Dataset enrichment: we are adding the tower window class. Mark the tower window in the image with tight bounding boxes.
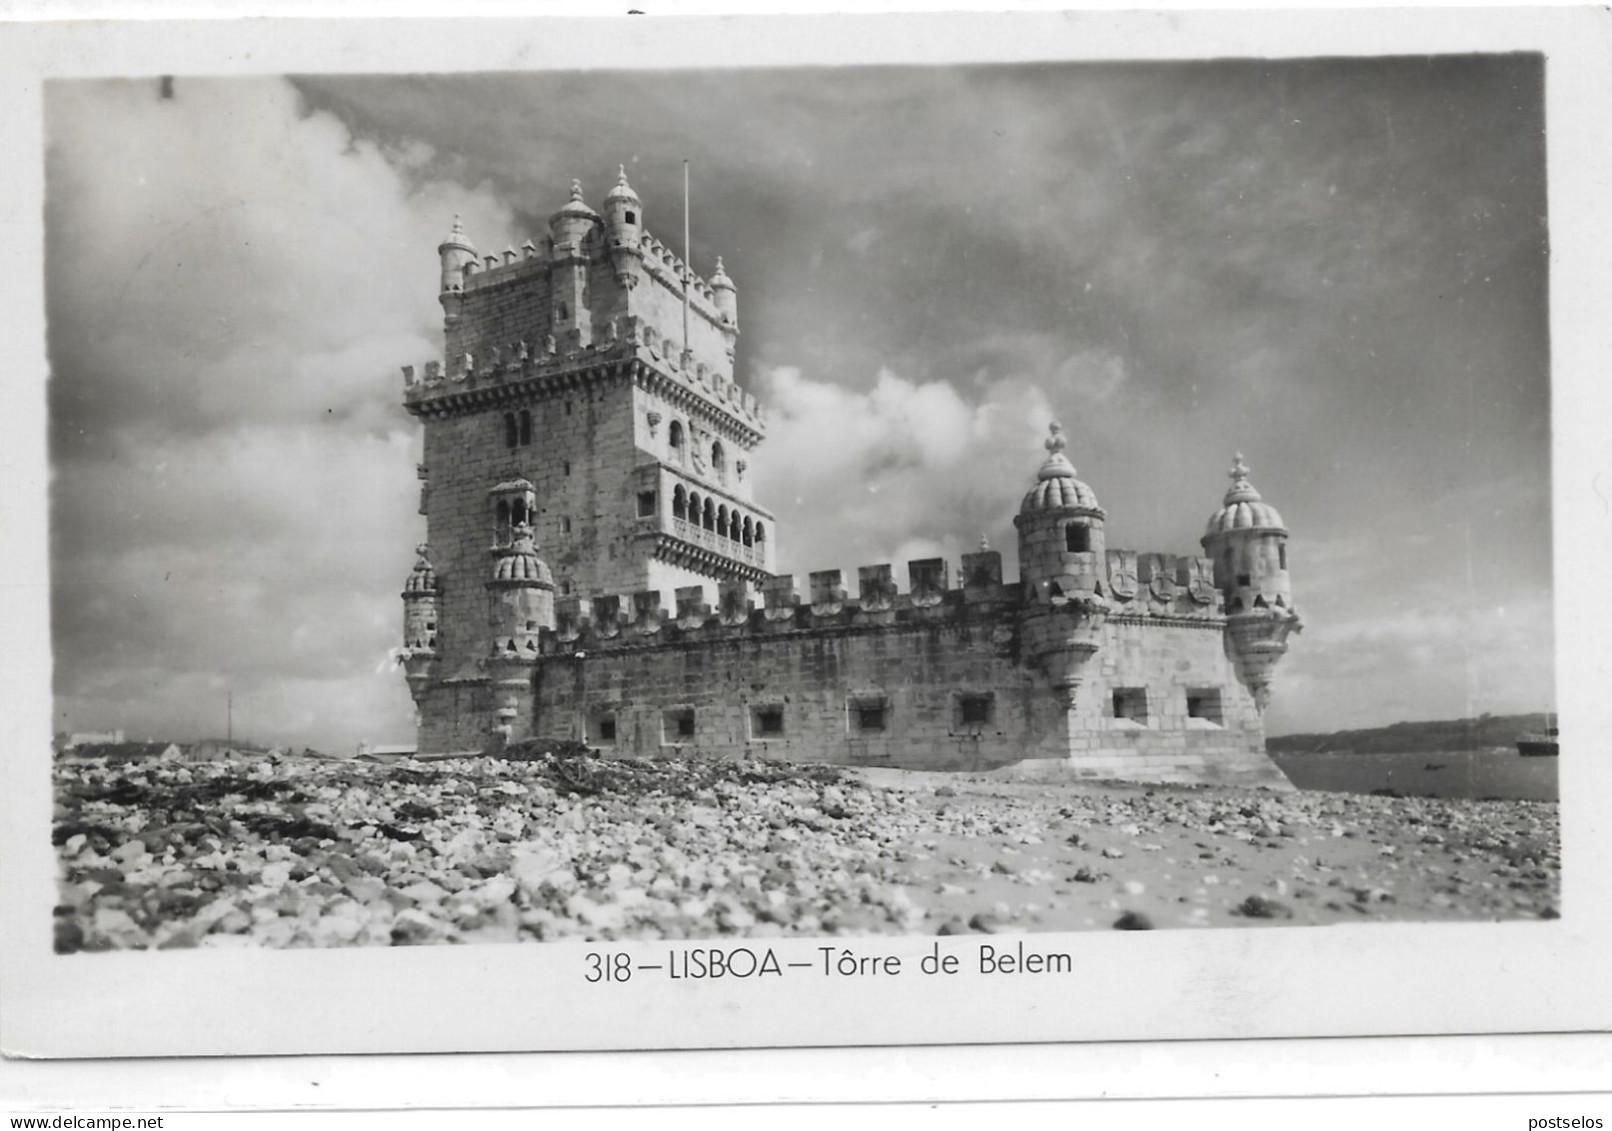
[1278,544,1287,570]
[702,498,716,531]
[519,410,532,446]
[742,516,753,546]
[624,210,636,225]
[669,420,685,462]
[496,499,510,530]
[1112,688,1149,725]
[589,711,617,745]
[718,504,729,539]
[1186,689,1224,726]
[557,300,569,320]
[561,517,572,534]
[1237,573,1251,587]
[663,708,696,743]
[754,522,766,546]
[751,705,785,738]
[955,693,994,728]
[503,413,518,449]
[1065,524,1091,553]
[852,697,888,733]
[637,490,657,518]
[712,441,726,480]
[672,485,688,520]
[511,498,527,525]
[564,461,572,476]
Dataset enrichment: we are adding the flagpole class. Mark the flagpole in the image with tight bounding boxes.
[682,159,691,362]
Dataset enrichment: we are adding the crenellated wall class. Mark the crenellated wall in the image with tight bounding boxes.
[496,549,1288,786]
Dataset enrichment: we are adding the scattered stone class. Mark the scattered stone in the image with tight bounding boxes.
[1112,911,1153,930]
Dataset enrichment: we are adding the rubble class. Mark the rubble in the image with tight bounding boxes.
[51,752,1561,951]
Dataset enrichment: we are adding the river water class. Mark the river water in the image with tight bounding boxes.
[1270,748,1559,801]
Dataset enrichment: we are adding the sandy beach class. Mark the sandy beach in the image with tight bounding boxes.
[51,750,1560,951]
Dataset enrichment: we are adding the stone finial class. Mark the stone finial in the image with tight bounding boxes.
[979,534,990,551]
[570,178,584,202]
[1037,421,1077,481]
[1222,451,1264,505]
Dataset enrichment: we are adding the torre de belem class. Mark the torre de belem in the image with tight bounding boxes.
[397,170,1302,787]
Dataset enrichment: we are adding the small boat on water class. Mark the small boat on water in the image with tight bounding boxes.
[1517,717,1559,758]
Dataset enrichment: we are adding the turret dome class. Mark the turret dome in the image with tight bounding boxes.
[493,526,554,585]
[437,214,474,256]
[1020,423,1104,515]
[710,256,734,291]
[604,165,641,207]
[403,544,438,594]
[1204,454,1285,534]
[552,178,600,223]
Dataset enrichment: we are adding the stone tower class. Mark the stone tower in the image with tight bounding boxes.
[400,170,775,751]
[1201,453,1301,712]
[1014,423,1110,710]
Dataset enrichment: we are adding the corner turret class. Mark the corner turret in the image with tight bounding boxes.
[437,215,476,328]
[548,179,598,349]
[710,256,739,359]
[1014,423,1109,708]
[603,165,644,289]
[399,544,441,707]
[485,522,556,746]
[1201,453,1300,711]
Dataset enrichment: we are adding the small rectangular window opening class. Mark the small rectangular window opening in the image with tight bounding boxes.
[591,715,617,744]
[858,705,887,732]
[1065,524,1091,553]
[564,461,572,476]
[1236,572,1251,587]
[663,708,696,743]
[752,706,784,737]
[1186,689,1224,726]
[1278,544,1287,570]
[957,694,993,727]
[1112,688,1149,724]
[637,490,657,518]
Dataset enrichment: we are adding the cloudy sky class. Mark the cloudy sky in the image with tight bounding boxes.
[46,56,1552,751]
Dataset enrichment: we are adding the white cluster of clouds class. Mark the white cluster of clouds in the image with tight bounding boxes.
[48,77,513,751]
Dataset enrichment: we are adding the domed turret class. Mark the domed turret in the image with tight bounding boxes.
[603,166,645,289]
[401,543,440,652]
[400,543,442,707]
[1201,453,1300,713]
[1200,453,1292,614]
[709,256,739,359]
[1015,422,1107,597]
[1013,422,1110,710]
[487,523,556,659]
[437,215,477,327]
[548,178,600,248]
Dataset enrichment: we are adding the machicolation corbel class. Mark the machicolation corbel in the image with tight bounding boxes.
[858,565,897,613]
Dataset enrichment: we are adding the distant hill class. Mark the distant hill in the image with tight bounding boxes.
[1267,713,1553,755]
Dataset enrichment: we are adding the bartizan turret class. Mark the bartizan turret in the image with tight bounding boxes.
[1201,453,1301,711]
[399,544,441,706]
[1014,423,1110,709]
[602,165,644,289]
[485,520,556,745]
[548,179,598,349]
[437,215,477,329]
[709,256,739,360]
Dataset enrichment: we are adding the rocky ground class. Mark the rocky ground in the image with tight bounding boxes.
[51,747,1561,951]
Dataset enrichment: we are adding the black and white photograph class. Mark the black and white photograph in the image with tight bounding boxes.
[3,9,1611,1068]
